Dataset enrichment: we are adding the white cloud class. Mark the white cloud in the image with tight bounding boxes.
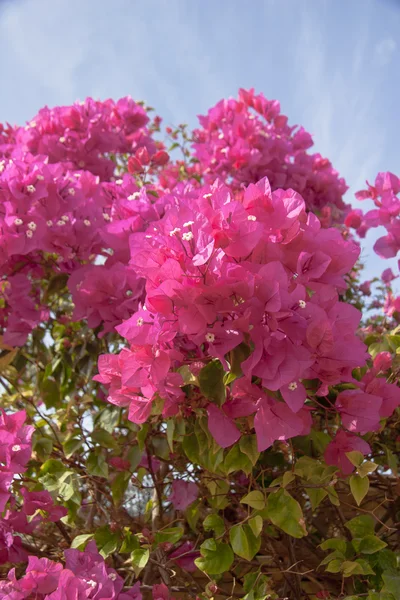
[373,37,397,67]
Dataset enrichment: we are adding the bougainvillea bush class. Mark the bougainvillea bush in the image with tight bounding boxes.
[0,89,399,600]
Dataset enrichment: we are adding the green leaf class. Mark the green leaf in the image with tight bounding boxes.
[345,515,375,539]
[198,360,226,406]
[87,451,109,478]
[94,525,121,557]
[239,435,260,466]
[186,500,200,532]
[358,461,378,477]
[137,424,148,452]
[33,437,53,462]
[203,514,225,537]
[326,559,343,573]
[345,451,364,467]
[309,429,331,453]
[382,569,400,600]
[358,535,387,554]
[224,444,253,475]
[243,572,270,600]
[248,515,263,538]
[155,527,184,545]
[131,548,150,577]
[241,490,266,510]
[194,539,234,575]
[306,487,327,510]
[166,419,175,452]
[120,530,139,553]
[111,472,130,506]
[127,445,141,472]
[41,377,61,409]
[320,538,347,553]
[71,534,94,550]
[350,475,369,506]
[266,489,307,538]
[229,523,261,561]
[63,437,83,458]
[91,429,118,449]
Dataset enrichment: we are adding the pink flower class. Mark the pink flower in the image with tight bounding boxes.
[168,479,199,511]
[324,431,371,476]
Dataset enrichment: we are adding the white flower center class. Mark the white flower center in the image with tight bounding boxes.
[26,185,36,193]
[59,137,66,143]
[26,230,33,238]
[205,333,215,343]
[61,215,69,222]
[169,227,181,237]
[128,192,140,201]
[115,179,123,185]
[83,219,91,227]
[12,445,21,452]
[203,193,212,199]
[46,220,53,227]
[68,188,75,196]
[182,231,194,241]
[183,221,194,227]
[27,222,37,230]
[299,300,306,308]
[288,382,298,391]
[247,215,257,221]
[14,218,23,226]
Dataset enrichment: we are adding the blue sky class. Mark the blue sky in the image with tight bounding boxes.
[0,0,399,282]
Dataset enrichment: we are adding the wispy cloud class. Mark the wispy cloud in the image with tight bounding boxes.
[373,37,397,67]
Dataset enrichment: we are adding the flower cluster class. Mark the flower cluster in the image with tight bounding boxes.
[93,176,397,453]
[0,542,142,600]
[0,410,69,567]
[192,88,349,225]
[348,171,400,259]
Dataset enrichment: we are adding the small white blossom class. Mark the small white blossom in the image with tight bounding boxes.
[182,231,194,241]
[108,573,117,581]
[220,147,229,154]
[61,215,69,222]
[74,173,81,178]
[299,300,306,308]
[30,121,37,127]
[145,235,152,239]
[36,174,44,181]
[68,188,75,196]
[14,218,23,226]
[103,213,111,221]
[169,227,181,237]
[115,179,123,185]
[218,132,224,139]
[46,220,53,227]
[57,220,66,226]
[247,215,257,221]
[27,222,37,230]
[183,221,194,227]
[137,317,144,326]
[26,184,36,194]
[12,445,21,452]
[128,192,140,201]
[0,160,6,173]
[203,193,212,199]
[26,230,33,238]
[125,290,133,297]
[288,382,298,391]
[59,136,66,143]
[84,219,91,227]
[205,333,215,343]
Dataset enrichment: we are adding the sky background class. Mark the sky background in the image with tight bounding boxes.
[0,0,399,283]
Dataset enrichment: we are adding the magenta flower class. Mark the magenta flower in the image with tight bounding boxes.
[168,479,199,511]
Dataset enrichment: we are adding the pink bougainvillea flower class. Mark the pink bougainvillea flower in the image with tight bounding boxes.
[324,430,371,476]
[168,479,199,511]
